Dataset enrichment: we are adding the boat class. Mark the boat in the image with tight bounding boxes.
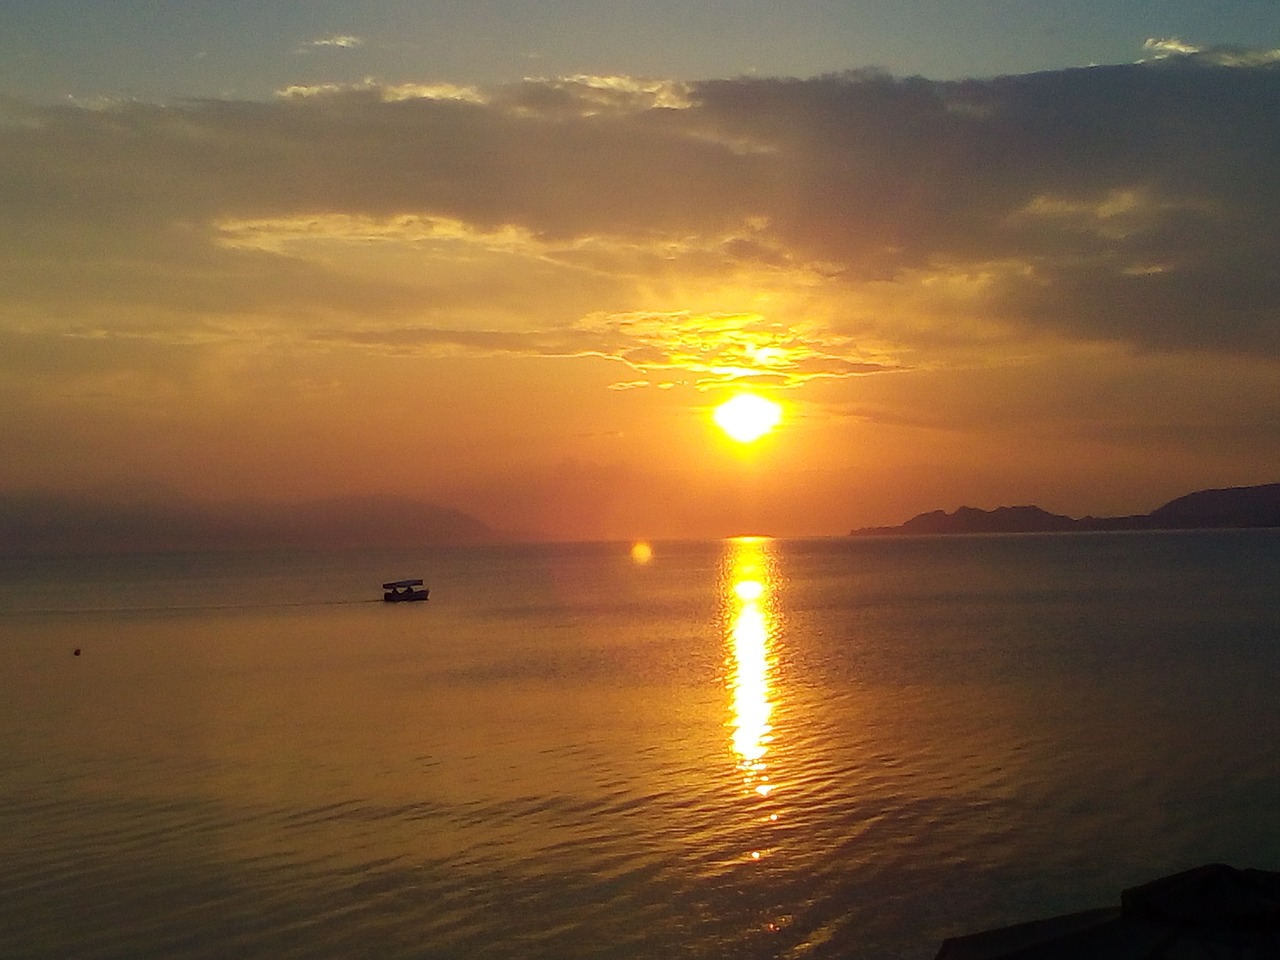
[382,578,429,602]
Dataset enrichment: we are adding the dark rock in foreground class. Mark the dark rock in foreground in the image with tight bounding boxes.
[851,482,1280,536]
[935,863,1280,959]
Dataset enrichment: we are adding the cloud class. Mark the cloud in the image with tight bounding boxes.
[1142,38,1200,58]
[1142,38,1280,67]
[287,309,897,389]
[3,52,1280,396]
[568,311,899,387]
[276,79,487,103]
[519,74,694,112]
[304,35,363,50]
[272,73,689,111]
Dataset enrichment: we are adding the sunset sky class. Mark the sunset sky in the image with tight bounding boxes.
[3,2,1280,540]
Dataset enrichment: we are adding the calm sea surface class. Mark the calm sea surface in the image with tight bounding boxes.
[2,532,1279,959]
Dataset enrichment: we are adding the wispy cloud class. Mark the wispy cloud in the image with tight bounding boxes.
[304,34,363,50]
[276,79,487,103]
[1142,37,1280,66]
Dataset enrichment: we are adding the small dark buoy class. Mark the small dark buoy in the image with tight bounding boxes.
[73,648,81,656]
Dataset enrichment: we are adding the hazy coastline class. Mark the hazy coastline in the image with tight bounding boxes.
[851,482,1280,536]
[0,492,507,555]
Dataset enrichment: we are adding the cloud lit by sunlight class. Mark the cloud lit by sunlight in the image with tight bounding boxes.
[307,35,363,49]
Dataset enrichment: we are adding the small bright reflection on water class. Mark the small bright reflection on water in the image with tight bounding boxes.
[724,538,779,805]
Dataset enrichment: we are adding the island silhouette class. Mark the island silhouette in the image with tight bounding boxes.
[850,482,1280,536]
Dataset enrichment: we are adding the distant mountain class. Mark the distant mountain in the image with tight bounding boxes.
[0,492,507,554]
[850,483,1280,536]
[1145,484,1280,528]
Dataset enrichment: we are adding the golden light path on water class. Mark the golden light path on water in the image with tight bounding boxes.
[724,537,781,863]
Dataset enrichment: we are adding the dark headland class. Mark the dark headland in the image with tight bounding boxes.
[850,482,1280,537]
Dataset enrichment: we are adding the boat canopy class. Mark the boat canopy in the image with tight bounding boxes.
[382,578,425,589]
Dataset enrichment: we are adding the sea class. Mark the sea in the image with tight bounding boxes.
[2,531,1278,960]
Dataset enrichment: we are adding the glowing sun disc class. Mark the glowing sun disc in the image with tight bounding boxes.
[714,394,782,443]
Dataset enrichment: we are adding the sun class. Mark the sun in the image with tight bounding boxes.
[713,393,782,444]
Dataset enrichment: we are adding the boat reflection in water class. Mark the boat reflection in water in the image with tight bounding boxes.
[723,536,783,864]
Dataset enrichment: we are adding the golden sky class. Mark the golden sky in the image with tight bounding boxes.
[4,45,1280,540]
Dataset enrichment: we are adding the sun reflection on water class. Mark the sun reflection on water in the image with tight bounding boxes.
[724,537,779,805]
